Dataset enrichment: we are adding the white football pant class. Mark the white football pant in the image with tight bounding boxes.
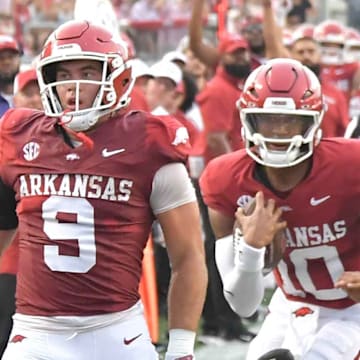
[2,312,158,360]
[246,288,360,360]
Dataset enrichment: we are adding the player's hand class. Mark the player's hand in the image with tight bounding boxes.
[335,271,360,302]
[164,354,194,360]
[235,191,287,249]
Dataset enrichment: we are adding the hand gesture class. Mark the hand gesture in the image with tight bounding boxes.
[335,271,360,302]
[235,191,287,249]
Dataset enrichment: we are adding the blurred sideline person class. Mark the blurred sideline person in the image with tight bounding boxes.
[0,35,21,116]
[176,36,213,92]
[127,58,151,112]
[260,2,350,137]
[314,20,360,102]
[196,33,255,342]
[188,0,266,70]
[289,25,350,137]
[13,68,42,110]
[0,67,41,357]
[145,60,203,321]
[197,33,250,182]
[0,20,207,360]
[200,58,360,359]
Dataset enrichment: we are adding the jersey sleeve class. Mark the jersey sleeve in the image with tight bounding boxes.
[145,114,192,163]
[0,108,39,164]
[199,157,235,217]
[150,163,196,214]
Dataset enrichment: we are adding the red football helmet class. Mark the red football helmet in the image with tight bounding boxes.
[237,58,324,168]
[291,23,315,43]
[344,27,360,63]
[37,20,134,132]
[314,20,346,65]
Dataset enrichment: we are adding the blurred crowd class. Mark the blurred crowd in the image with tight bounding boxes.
[1,0,360,356]
[0,1,358,64]
[0,0,334,65]
[0,0,198,63]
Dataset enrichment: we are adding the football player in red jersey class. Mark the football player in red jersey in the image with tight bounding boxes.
[0,20,207,360]
[314,20,360,102]
[199,58,360,359]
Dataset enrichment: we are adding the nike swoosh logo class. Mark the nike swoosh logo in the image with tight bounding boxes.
[224,290,234,297]
[102,148,125,157]
[310,195,331,206]
[123,333,142,345]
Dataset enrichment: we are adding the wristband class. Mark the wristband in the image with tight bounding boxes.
[165,329,195,358]
[233,231,265,272]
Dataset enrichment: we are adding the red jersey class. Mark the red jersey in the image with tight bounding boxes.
[127,84,150,112]
[321,62,359,100]
[173,110,203,156]
[0,108,190,316]
[200,138,360,309]
[321,82,349,137]
[197,66,243,163]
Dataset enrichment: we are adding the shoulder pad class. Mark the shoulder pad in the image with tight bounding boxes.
[0,108,42,132]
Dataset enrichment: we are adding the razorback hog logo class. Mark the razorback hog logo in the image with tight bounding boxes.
[172,127,189,146]
[293,306,314,317]
[10,334,27,343]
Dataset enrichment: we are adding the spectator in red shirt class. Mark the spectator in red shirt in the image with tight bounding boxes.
[146,60,201,152]
[196,33,256,343]
[290,32,349,137]
[197,33,250,164]
[127,58,151,112]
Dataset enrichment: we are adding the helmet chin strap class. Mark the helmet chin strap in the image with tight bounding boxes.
[59,110,97,150]
[59,106,120,150]
[60,110,101,132]
[259,147,300,167]
[58,121,94,150]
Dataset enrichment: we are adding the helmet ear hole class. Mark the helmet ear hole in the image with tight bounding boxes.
[249,87,258,98]
[42,63,57,84]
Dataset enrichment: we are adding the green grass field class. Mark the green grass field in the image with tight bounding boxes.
[157,287,275,359]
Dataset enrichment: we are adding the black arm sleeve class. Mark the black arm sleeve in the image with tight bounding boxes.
[0,177,18,230]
